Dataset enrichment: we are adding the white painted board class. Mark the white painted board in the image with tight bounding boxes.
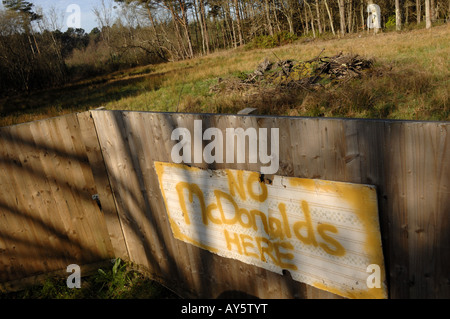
[155,162,387,299]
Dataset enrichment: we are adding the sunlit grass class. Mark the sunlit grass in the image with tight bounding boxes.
[1,24,448,127]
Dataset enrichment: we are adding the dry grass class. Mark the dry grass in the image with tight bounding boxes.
[1,24,448,127]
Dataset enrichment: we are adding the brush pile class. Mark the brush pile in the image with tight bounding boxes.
[211,52,374,93]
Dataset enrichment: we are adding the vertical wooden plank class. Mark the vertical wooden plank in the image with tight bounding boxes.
[403,122,450,298]
[252,115,285,299]
[0,126,30,281]
[198,113,243,298]
[343,119,363,184]
[15,120,72,273]
[384,121,410,298]
[50,114,110,263]
[154,112,197,294]
[32,117,84,263]
[434,122,450,298]
[145,111,190,290]
[77,111,129,261]
[287,117,344,299]
[5,123,53,277]
[63,113,114,260]
[90,111,143,264]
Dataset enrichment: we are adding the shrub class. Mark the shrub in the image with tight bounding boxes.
[385,15,397,30]
[245,31,298,49]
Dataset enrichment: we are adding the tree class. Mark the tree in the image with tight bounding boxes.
[395,0,402,30]
[323,0,335,35]
[338,0,346,35]
[264,0,274,35]
[416,0,421,24]
[278,0,299,35]
[425,0,432,28]
[2,0,42,21]
[233,0,244,45]
[2,0,42,54]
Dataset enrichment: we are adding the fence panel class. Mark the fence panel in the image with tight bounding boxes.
[0,113,116,286]
[1,110,448,298]
[90,111,450,299]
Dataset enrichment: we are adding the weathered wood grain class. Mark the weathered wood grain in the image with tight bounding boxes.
[1,110,448,299]
[0,113,114,285]
[89,111,448,299]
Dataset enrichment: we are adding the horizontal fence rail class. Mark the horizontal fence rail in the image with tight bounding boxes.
[0,110,449,298]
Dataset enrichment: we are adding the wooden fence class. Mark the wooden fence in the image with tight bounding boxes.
[0,113,115,289]
[0,110,449,298]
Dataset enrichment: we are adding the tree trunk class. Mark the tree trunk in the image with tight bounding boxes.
[324,0,335,35]
[287,16,294,34]
[338,0,346,35]
[305,1,316,38]
[430,0,436,21]
[234,0,244,45]
[360,0,365,31]
[223,4,233,48]
[227,1,237,48]
[264,0,274,36]
[147,7,170,61]
[395,0,402,30]
[425,0,431,29]
[193,0,204,54]
[425,0,432,28]
[272,0,282,33]
[416,0,421,24]
[303,2,309,34]
[200,0,210,54]
[347,0,353,33]
[179,0,194,58]
[315,0,323,34]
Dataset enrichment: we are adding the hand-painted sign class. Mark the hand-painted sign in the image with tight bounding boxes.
[155,162,387,299]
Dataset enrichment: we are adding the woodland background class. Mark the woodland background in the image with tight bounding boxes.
[1,0,449,97]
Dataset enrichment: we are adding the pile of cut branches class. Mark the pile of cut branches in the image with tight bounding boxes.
[211,52,375,93]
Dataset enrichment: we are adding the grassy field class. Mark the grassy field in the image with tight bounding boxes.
[0,24,448,127]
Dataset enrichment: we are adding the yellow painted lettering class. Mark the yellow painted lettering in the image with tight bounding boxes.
[317,224,346,257]
[205,203,222,225]
[255,236,278,264]
[214,190,239,225]
[274,241,298,271]
[237,208,253,228]
[250,209,269,235]
[278,203,292,239]
[269,217,284,240]
[239,234,259,259]
[223,229,243,255]
[246,173,268,202]
[226,170,246,201]
[292,201,318,246]
[175,182,206,225]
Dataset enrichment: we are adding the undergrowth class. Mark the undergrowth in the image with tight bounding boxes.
[0,259,179,299]
[245,31,298,49]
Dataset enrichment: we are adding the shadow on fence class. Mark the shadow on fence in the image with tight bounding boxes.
[0,110,449,298]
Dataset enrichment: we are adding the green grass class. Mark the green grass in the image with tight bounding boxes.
[0,259,179,299]
[0,24,448,127]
